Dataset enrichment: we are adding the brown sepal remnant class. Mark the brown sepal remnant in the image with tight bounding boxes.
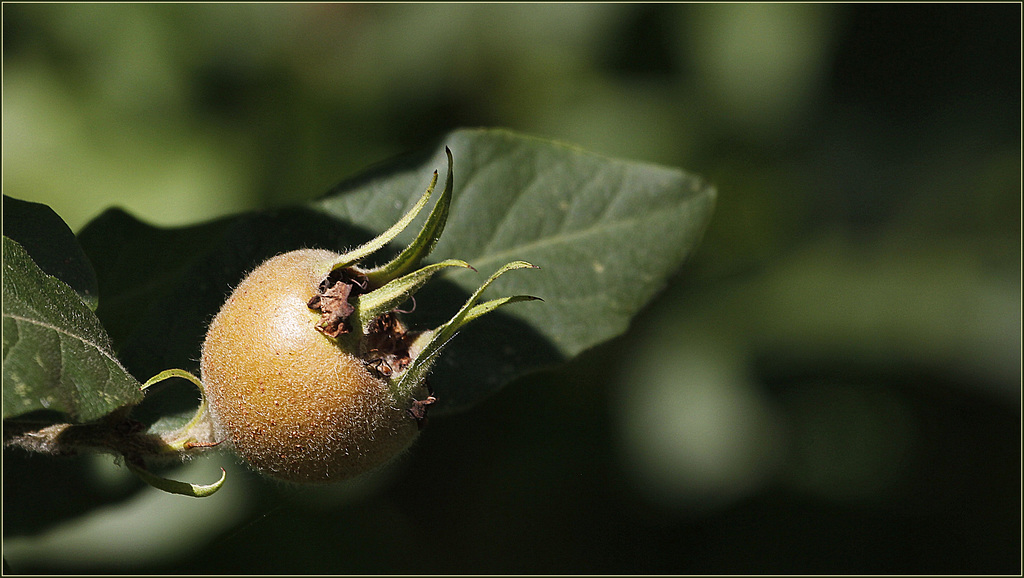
[407,395,437,430]
[308,281,355,337]
[363,312,415,378]
[308,268,369,338]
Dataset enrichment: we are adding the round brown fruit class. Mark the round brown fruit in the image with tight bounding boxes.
[200,249,425,483]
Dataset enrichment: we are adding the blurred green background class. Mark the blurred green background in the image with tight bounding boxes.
[3,3,1020,574]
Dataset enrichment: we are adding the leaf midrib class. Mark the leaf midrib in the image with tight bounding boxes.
[3,312,125,371]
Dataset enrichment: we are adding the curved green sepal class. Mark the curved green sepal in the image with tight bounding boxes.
[126,462,226,498]
[393,261,539,395]
[141,369,217,452]
[364,147,454,287]
[354,259,472,331]
[440,261,539,338]
[456,294,544,329]
[141,368,204,391]
[328,166,440,272]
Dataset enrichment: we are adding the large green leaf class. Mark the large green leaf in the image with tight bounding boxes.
[78,128,716,414]
[2,236,143,422]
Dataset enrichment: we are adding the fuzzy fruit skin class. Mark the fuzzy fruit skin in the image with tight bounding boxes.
[200,249,423,483]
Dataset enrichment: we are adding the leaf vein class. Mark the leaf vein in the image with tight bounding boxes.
[3,313,126,374]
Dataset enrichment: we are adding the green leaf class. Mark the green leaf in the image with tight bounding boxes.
[2,195,99,310]
[77,128,716,414]
[2,236,144,422]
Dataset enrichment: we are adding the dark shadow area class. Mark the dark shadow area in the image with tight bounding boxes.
[25,336,1002,575]
[2,448,144,539]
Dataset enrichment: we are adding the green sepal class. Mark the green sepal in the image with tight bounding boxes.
[364,147,454,287]
[140,368,203,392]
[327,165,440,273]
[435,261,540,344]
[393,261,540,396]
[140,369,218,453]
[453,293,543,329]
[130,369,226,496]
[126,461,226,498]
[353,259,472,332]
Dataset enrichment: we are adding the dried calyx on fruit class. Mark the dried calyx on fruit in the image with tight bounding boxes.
[136,147,538,491]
